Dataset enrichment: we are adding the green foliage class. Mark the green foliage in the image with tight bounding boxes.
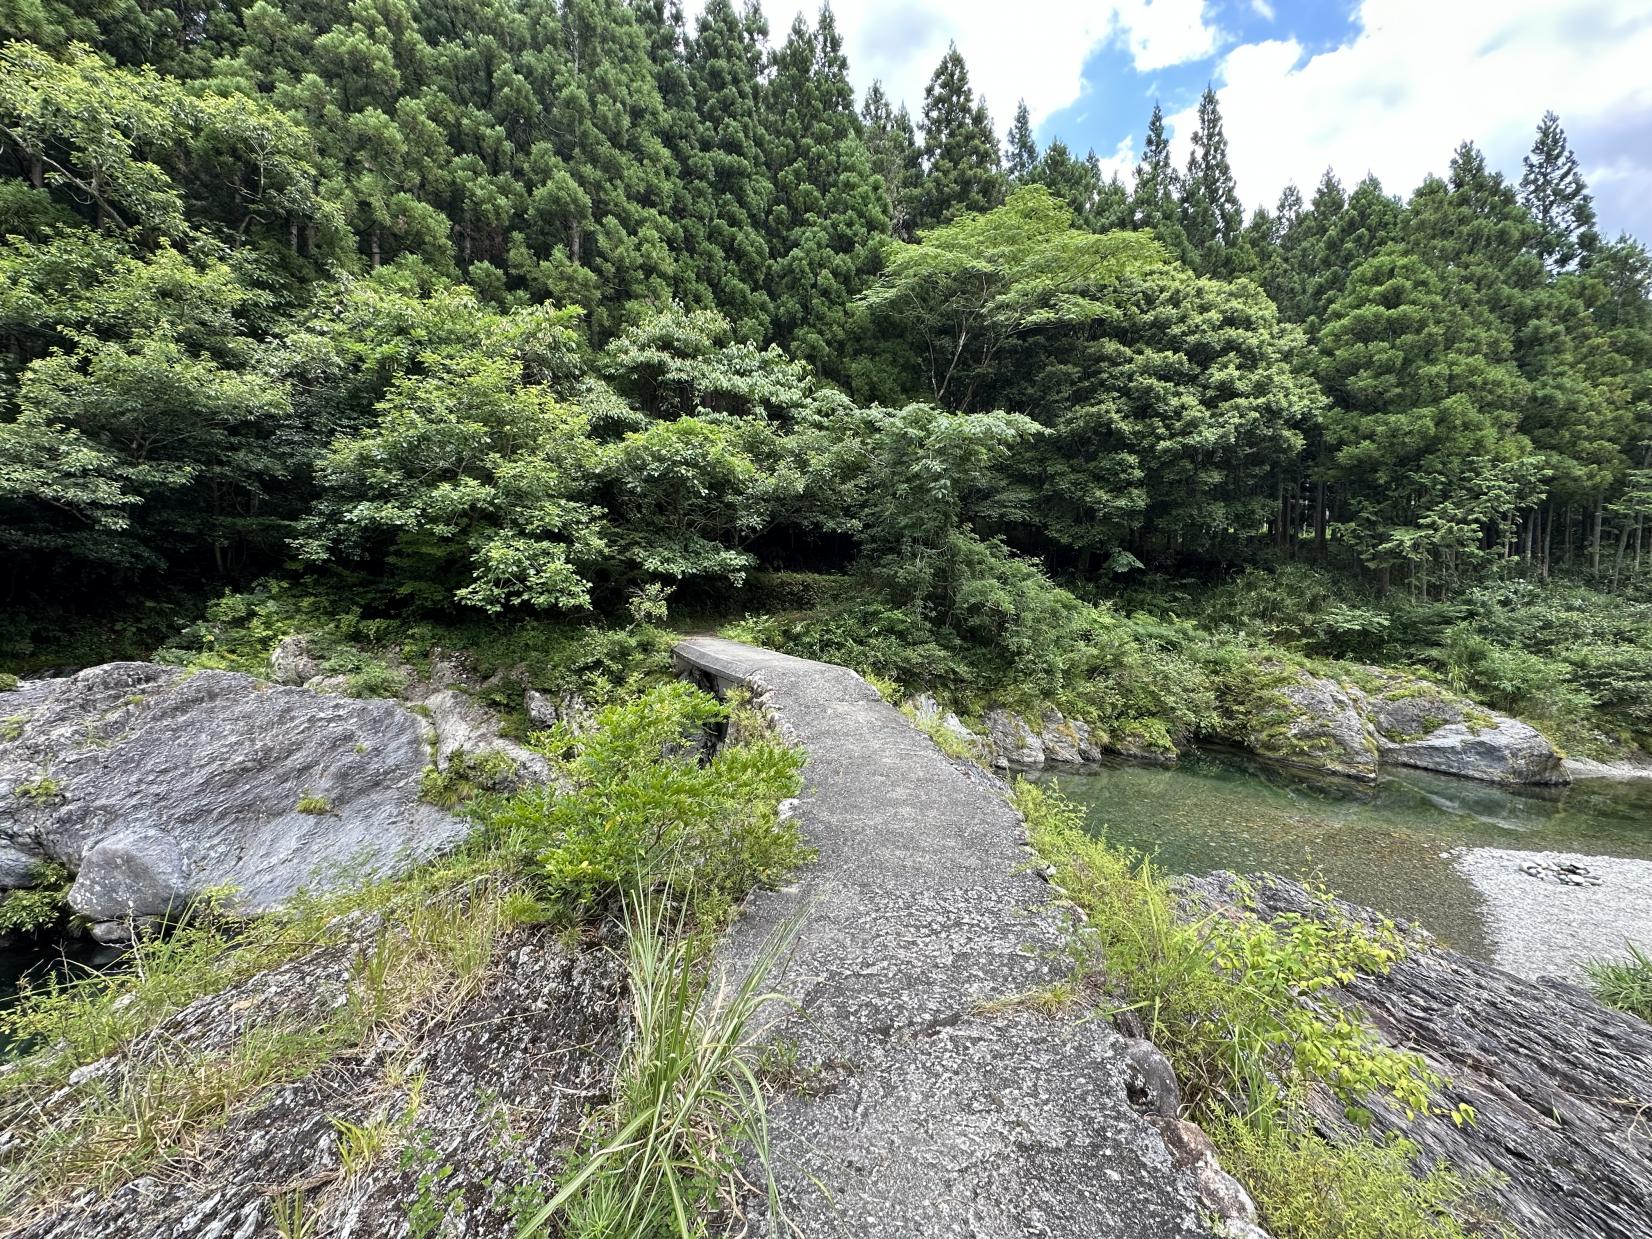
[1213,1117,1496,1239]
[862,186,1163,410]
[1016,780,1495,1239]
[1583,943,1652,1022]
[912,45,1005,232]
[0,663,807,1217]
[13,774,62,803]
[0,861,69,933]
[0,672,17,691]
[294,793,333,815]
[489,683,806,918]
[1014,781,1464,1126]
[296,348,601,615]
[419,752,520,810]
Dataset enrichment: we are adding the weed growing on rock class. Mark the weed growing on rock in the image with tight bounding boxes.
[295,792,333,815]
[1014,779,1492,1239]
[13,774,63,803]
[518,893,795,1238]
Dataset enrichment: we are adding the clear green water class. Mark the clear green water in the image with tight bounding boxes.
[1027,751,1652,961]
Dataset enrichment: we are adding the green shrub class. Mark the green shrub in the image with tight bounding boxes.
[0,672,18,692]
[0,861,70,933]
[489,682,807,920]
[1584,944,1652,1022]
[1212,1115,1495,1239]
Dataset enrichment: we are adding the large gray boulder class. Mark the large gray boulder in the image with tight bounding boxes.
[0,663,468,922]
[1358,671,1567,785]
[1235,666,1380,781]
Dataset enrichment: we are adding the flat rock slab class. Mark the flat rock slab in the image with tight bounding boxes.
[675,638,1214,1239]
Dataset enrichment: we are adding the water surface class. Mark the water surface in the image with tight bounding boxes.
[1028,750,1652,968]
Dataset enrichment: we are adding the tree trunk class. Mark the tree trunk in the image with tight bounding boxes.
[1591,496,1604,578]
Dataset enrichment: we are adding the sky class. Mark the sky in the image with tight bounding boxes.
[729,0,1652,242]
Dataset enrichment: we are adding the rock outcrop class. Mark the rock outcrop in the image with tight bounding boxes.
[942,704,1173,772]
[1358,669,1567,784]
[6,916,626,1239]
[1232,665,1380,781]
[0,663,467,925]
[1189,874,1652,1239]
[1233,665,1567,786]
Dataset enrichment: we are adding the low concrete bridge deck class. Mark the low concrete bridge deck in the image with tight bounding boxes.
[675,637,1219,1239]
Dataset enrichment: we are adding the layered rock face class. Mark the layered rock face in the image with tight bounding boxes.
[7,918,626,1239]
[1188,874,1652,1239]
[0,663,467,928]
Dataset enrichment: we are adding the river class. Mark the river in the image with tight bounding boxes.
[1028,750,1652,980]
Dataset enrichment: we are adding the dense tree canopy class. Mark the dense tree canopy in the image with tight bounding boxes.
[0,9,1648,626]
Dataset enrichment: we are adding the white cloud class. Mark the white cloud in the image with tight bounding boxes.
[688,1,1220,135]
[1174,0,1652,218]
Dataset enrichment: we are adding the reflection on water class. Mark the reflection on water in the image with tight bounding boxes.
[1028,750,1652,963]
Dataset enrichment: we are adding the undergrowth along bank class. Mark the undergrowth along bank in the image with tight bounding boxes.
[1013,780,1503,1239]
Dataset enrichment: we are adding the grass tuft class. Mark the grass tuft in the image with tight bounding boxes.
[1584,943,1652,1022]
[518,893,795,1238]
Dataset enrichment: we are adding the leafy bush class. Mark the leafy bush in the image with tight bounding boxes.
[0,862,69,934]
[1213,1117,1494,1239]
[490,683,807,919]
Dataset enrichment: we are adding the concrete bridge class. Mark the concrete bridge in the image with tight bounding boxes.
[675,637,1245,1239]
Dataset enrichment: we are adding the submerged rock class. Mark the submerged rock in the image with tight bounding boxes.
[0,662,468,922]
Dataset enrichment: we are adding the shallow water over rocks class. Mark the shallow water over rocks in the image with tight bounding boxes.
[1029,748,1652,978]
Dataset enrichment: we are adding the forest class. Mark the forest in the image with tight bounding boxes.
[2,0,1651,758]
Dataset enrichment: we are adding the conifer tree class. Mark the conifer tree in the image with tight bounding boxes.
[861,80,922,240]
[762,8,889,372]
[1130,103,1189,261]
[1179,87,1243,275]
[1005,100,1038,182]
[1520,111,1599,274]
[683,0,775,340]
[913,44,1005,230]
